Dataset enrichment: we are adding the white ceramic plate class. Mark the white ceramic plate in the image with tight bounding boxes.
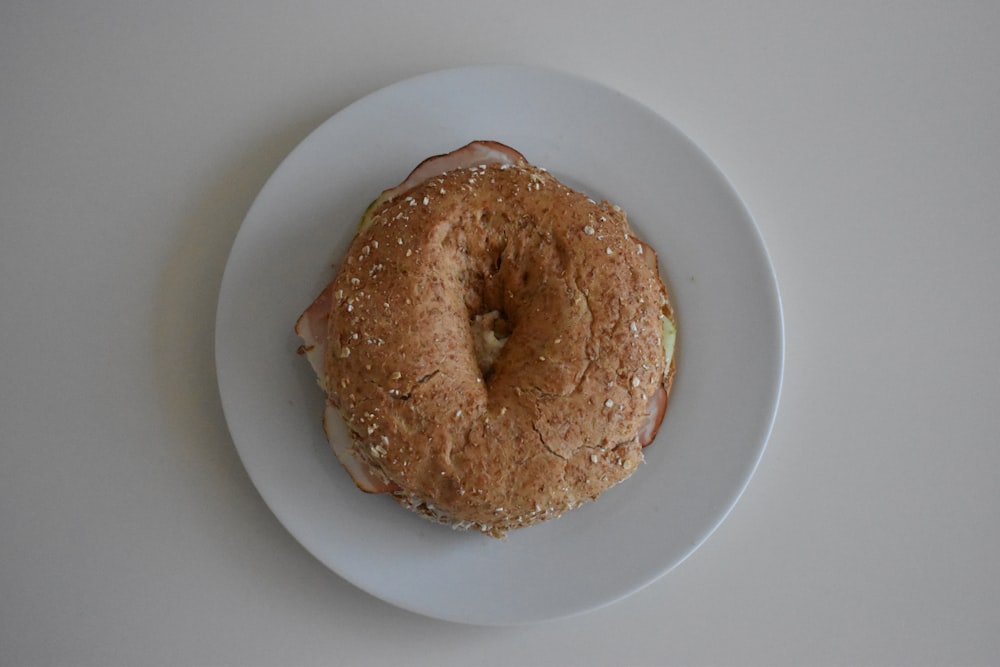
[215,65,783,625]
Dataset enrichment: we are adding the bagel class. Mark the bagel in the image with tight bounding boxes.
[295,141,676,537]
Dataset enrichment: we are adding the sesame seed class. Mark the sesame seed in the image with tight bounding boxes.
[390,371,401,380]
[583,225,595,235]
[632,376,641,387]
[422,196,429,205]
[590,453,598,463]
[606,247,613,255]
[455,409,462,418]
[604,399,614,408]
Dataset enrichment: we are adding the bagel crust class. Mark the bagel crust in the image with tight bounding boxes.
[298,143,675,537]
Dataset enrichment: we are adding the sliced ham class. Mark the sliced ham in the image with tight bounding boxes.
[638,386,668,447]
[294,282,335,383]
[323,405,400,494]
[367,141,528,215]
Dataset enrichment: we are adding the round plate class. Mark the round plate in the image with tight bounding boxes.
[215,65,783,625]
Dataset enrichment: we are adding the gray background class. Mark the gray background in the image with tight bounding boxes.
[2,2,998,665]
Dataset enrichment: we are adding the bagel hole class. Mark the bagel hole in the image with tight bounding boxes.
[470,309,511,380]
[492,314,512,339]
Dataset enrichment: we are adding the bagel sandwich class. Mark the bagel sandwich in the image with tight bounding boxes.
[296,141,676,537]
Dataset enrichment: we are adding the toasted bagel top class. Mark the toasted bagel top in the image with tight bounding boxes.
[316,148,674,535]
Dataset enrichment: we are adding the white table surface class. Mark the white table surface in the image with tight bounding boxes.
[2,3,998,665]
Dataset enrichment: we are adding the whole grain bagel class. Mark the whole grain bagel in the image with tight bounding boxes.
[296,141,676,536]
